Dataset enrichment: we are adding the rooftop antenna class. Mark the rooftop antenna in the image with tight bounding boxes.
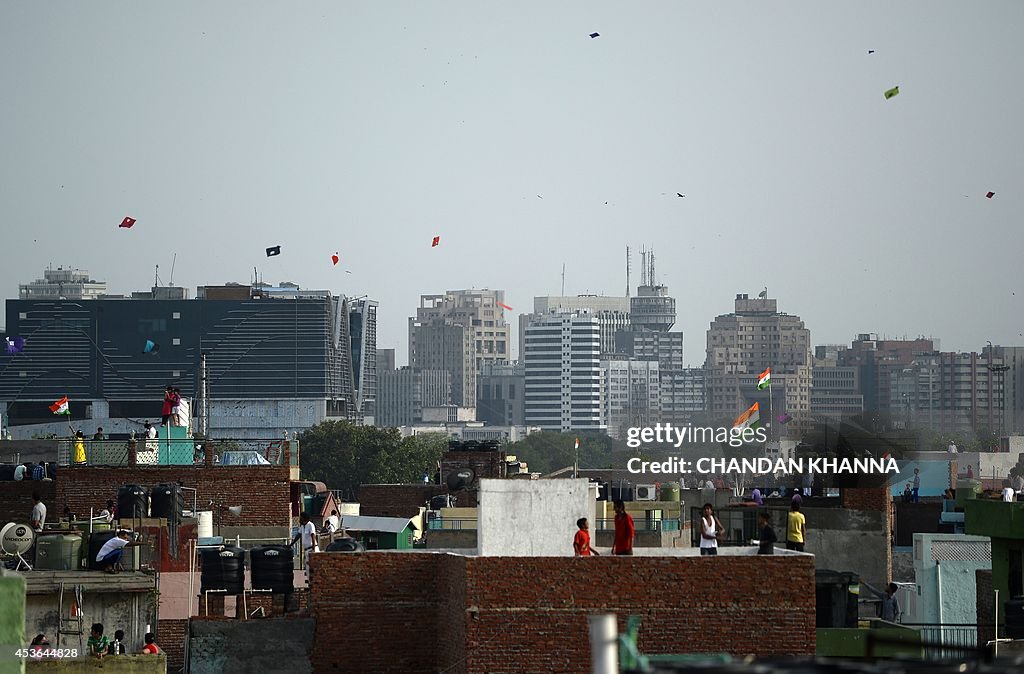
[169,253,177,286]
[650,249,657,286]
[561,263,565,296]
[625,246,631,297]
[154,264,161,287]
[639,247,649,286]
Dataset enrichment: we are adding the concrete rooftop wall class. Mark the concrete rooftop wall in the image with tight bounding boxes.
[477,478,593,556]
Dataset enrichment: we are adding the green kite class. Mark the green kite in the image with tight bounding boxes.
[884,86,900,100]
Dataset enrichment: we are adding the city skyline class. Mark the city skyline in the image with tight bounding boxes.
[2,2,1022,367]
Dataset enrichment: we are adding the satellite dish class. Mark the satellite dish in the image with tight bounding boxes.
[0,522,35,571]
[446,468,476,492]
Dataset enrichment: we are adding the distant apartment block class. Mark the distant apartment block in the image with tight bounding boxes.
[705,294,812,432]
[839,335,1006,434]
[376,367,451,427]
[410,289,510,371]
[811,364,865,418]
[523,312,605,432]
[988,345,1024,434]
[19,266,107,300]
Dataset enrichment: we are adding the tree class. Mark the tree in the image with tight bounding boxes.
[297,421,446,499]
[505,432,632,475]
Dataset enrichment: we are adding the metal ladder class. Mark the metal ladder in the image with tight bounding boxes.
[56,582,84,651]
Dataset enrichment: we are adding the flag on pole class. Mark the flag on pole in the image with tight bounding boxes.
[574,437,580,450]
[49,396,70,415]
[757,367,771,390]
[733,402,760,430]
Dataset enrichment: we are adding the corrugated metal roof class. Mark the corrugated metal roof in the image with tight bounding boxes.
[341,515,417,534]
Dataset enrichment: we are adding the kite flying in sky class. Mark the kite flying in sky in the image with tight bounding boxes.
[589,32,600,38]
[5,336,25,354]
[884,86,899,100]
[266,245,281,257]
[496,301,513,311]
[119,217,136,228]
[986,191,995,199]
[431,236,440,247]
[143,339,160,354]
[331,253,340,266]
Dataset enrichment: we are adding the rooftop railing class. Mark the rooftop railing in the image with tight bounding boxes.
[57,437,299,468]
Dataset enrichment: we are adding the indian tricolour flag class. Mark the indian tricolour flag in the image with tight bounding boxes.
[757,367,771,390]
[49,395,70,415]
[733,402,760,431]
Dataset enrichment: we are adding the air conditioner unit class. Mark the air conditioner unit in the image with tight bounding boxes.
[635,484,657,501]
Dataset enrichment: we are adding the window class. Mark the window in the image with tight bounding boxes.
[172,311,181,319]
[172,338,181,346]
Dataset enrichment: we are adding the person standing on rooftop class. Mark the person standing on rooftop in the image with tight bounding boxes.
[611,500,634,556]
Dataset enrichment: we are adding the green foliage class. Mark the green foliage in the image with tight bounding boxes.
[505,432,632,475]
[297,421,446,499]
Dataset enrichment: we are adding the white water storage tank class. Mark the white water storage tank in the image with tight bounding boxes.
[198,511,214,539]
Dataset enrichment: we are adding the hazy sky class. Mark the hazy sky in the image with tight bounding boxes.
[2,2,1022,366]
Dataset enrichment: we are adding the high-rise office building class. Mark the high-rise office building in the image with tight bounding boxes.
[0,281,373,437]
[477,361,525,426]
[526,295,630,356]
[408,320,476,408]
[349,298,378,424]
[409,289,512,412]
[523,312,604,432]
[376,367,451,427]
[705,294,812,432]
[410,289,510,371]
[629,249,676,332]
[602,358,660,438]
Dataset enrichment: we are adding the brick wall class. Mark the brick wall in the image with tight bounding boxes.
[157,618,187,671]
[0,480,56,525]
[56,466,292,527]
[309,552,816,673]
[358,484,448,518]
[842,485,893,581]
[977,569,994,647]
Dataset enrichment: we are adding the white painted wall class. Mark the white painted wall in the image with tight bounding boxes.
[477,478,593,556]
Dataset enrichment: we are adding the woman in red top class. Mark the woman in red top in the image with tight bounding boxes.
[573,518,599,556]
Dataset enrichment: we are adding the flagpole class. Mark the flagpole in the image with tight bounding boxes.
[768,372,774,445]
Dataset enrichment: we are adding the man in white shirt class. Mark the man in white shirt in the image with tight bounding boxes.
[291,513,319,582]
[96,531,142,574]
[30,492,47,531]
[1002,481,1017,503]
[947,441,958,454]
[324,510,340,537]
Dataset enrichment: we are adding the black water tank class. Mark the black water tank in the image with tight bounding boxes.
[150,484,184,521]
[200,546,245,595]
[325,538,365,552]
[117,485,149,519]
[250,545,294,594]
[88,531,120,570]
[1006,597,1024,639]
